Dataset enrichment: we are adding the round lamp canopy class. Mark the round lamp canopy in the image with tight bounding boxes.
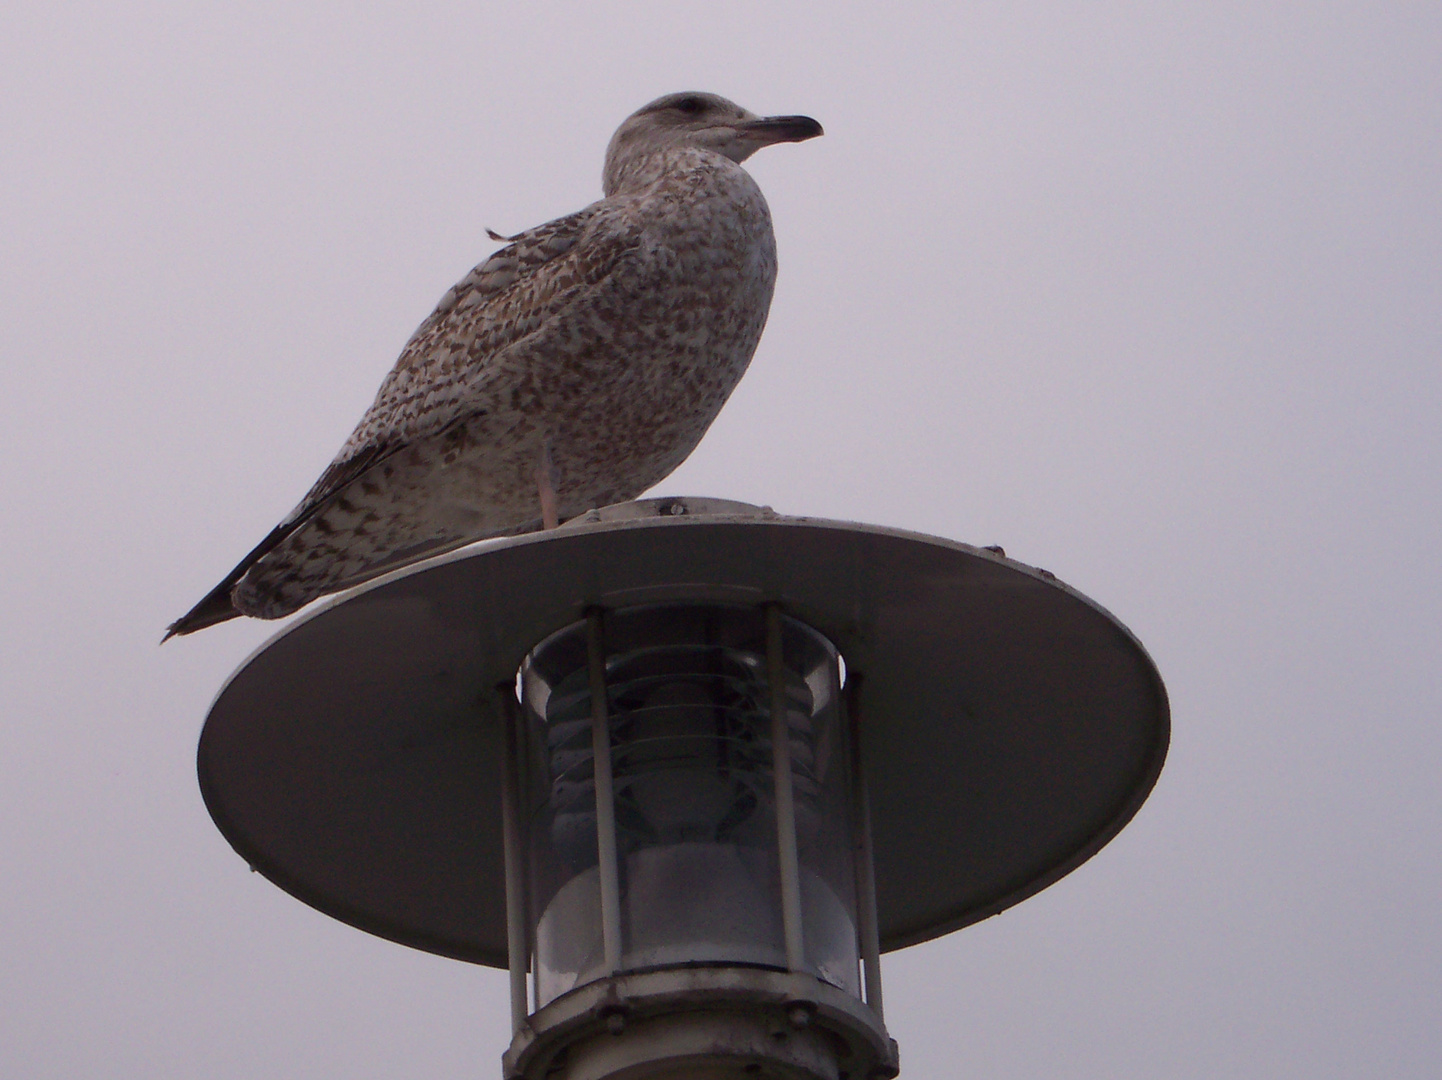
[198,498,1169,967]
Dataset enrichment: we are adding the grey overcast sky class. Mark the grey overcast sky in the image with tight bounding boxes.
[3,3,1439,1077]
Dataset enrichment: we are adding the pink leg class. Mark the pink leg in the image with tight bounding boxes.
[535,443,560,530]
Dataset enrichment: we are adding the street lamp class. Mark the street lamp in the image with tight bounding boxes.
[199,497,1167,1079]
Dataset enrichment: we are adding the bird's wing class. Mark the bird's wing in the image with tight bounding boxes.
[165,203,639,638]
[287,202,632,523]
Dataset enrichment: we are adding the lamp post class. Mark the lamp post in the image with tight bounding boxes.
[199,498,1168,1079]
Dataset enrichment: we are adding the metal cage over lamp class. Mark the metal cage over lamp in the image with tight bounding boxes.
[198,498,1168,1079]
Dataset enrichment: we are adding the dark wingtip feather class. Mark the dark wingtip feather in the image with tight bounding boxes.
[162,442,397,643]
[162,581,243,641]
[162,516,307,642]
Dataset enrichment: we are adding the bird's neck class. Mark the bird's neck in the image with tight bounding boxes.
[602,146,738,199]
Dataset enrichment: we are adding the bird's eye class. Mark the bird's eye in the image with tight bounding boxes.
[675,96,704,115]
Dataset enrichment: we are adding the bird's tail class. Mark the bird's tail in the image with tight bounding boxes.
[162,578,244,640]
[162,517,302,641]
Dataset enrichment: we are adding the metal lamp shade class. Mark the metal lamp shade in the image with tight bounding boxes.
[198,499,1168,969]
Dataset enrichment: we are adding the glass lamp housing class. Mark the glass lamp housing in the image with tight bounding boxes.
[518,603,860,1008]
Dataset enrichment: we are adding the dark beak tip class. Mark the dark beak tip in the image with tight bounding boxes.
[788,116,825,142]
[751,114,824,144]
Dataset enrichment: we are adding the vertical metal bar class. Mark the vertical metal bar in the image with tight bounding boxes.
[497,685,530,1033]
[846,673,885,1022]
[767,605,806,973]
[586,610,623,976]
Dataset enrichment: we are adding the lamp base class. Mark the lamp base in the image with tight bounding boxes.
[504,967,897,1080]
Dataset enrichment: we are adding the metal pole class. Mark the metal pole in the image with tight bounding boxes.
[767,605,806,973]
[497,685,530,1033]
[845,673,884,1022]
[586,610,623,975]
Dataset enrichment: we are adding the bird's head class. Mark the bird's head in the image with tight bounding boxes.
[603,92,823,196]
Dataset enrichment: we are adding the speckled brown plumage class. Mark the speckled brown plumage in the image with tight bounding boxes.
[167,93,821,637]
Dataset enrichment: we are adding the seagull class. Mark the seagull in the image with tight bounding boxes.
[166,92,822,638]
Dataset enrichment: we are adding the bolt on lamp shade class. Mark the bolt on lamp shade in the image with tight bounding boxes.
[519,603,859,1006]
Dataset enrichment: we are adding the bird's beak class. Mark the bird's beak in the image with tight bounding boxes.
[738,114,824,146]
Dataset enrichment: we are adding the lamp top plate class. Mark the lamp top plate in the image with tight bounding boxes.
[198,498,1168,966]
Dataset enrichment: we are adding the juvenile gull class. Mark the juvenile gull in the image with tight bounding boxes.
[167,92,822,637]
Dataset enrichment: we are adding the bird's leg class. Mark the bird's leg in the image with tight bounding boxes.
[537,474,559,530]
[535,441,561,530]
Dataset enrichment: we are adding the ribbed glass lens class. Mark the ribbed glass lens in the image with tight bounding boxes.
[520,603,859,1007]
